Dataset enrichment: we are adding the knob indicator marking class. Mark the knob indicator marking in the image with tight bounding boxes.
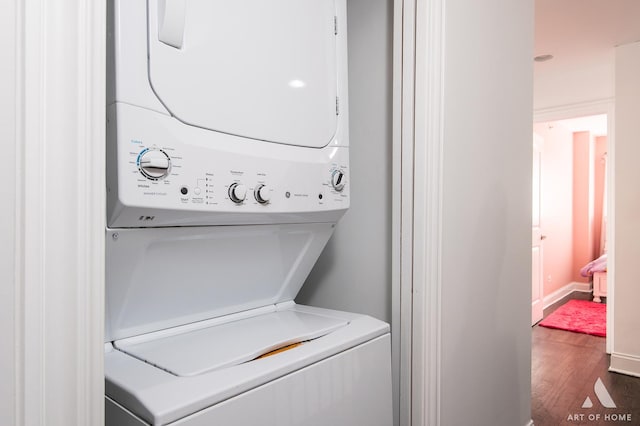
[138,148,171,180]
[254,184,271,204]
[331,169,346,192]
[229,183,247,203]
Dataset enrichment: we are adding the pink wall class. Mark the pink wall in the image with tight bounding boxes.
[534,123,574,297]
[572,131,595,283]
[534,123,607,297]
[593,136,608,255]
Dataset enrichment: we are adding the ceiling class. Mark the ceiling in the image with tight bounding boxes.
[534,0,640,111]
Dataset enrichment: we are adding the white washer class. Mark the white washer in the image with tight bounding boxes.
[105,1,392,425]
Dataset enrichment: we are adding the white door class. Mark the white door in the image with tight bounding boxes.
[147,0,340,148]
[532,134,544,325]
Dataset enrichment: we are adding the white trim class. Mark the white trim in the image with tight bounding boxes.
[609,352,640,378]
[79,2,107,422]
[410,0,445,425]
[605,108,615,355]
[396,0,445,425]
[542,282,592,310]
[396,0,417,425]
[1,1,20,424]
[391,0,406,424]
[524,420,534,426]
[21,1,46,422]
[16,1,106,424]
[533,99,615,355]
[533,98,614,123]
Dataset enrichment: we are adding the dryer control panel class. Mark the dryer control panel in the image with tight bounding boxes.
[107,104,350,227]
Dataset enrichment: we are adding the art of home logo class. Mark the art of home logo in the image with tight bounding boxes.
[566,378,632,423]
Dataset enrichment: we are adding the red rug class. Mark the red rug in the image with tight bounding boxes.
[538,299,606,337]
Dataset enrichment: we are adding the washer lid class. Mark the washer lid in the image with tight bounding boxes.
[105,224,336,342]
[147,0,339,148]
[114,310,348,377]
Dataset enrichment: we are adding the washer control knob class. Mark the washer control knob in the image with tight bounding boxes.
[228,183,247,203]
[138,148,171,180]
[331,169,346,192]
[254,184,271,204]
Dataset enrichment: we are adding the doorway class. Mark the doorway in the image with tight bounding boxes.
[532,108,613,352]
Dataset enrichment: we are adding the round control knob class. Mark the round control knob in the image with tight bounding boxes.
[331,169,346,192]
[138,148,171,180]
[254,184,271,204]
[228,183,247,203]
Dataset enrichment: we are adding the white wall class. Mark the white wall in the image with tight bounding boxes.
[533,59,614,111]
[439,1,533,424]
[296,0,393,323]
[611,41,640,376]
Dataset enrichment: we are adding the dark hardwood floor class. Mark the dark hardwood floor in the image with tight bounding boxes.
[532,292,640,425]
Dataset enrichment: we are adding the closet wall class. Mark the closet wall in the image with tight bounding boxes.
[297,0,394,325]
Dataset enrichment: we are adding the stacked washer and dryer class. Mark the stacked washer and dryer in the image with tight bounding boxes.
[105,0,392,425]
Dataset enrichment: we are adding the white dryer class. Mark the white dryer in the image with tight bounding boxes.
[105,1,392,425]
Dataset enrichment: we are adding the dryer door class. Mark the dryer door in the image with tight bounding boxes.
[147,0,339,148]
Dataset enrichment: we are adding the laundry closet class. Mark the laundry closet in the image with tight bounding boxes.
[104,0,394,425]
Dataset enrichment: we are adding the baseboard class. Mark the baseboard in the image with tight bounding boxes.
[543,281,592,309]
[571,281,592,293]
[610,352,640,378]
[524,420,534,426]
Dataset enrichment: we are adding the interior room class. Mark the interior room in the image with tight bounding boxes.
[532,114,608,311]
[532,0,640,422]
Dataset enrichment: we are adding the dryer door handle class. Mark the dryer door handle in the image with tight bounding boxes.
[158,0,186,49]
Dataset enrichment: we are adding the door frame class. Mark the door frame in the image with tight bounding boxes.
[393,0,444,425]
[533,98,615,354]
[532,134,544,325]
[5,0,106,424]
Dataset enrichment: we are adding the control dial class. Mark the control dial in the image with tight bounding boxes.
[138,148,171,180]
[228,183,247,203]
[331,169,346,192]
[254,184,271,204]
